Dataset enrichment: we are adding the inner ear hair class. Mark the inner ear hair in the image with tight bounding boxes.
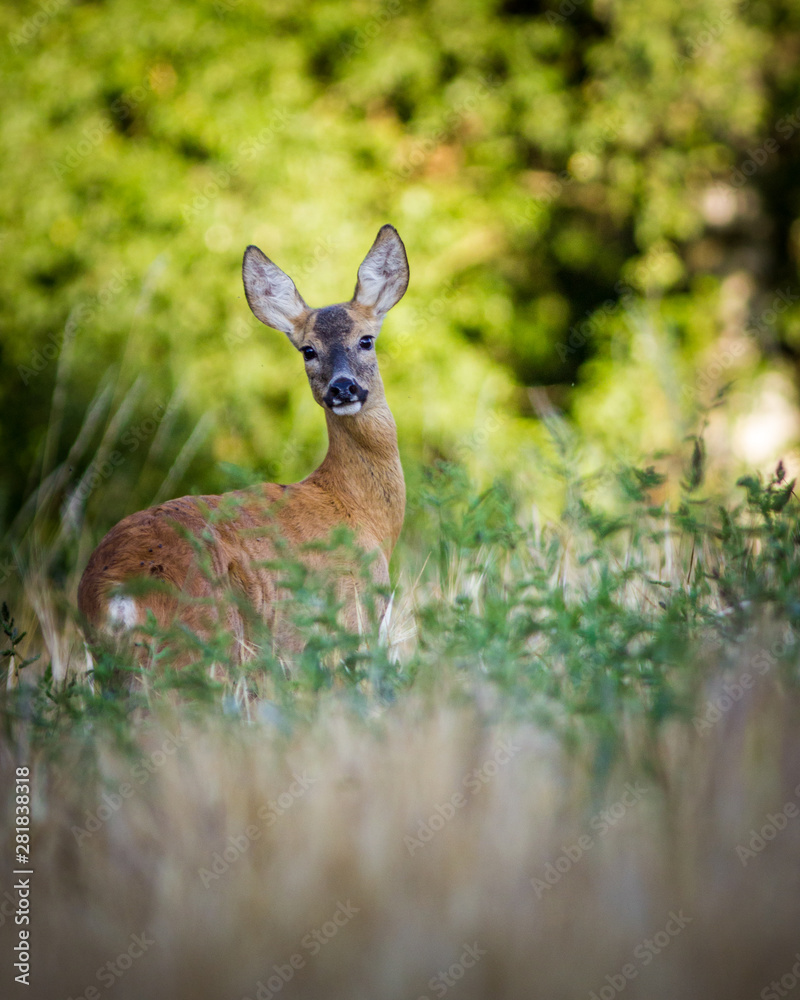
[353,225,409,319]
[242,245,308,339]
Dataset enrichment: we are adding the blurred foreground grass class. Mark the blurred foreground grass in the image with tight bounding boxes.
[3,374,800,997]
[2,441,800,997]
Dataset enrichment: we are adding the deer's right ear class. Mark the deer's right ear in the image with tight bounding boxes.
[242,245,308,341]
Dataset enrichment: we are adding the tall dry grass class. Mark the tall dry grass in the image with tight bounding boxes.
[1,642,799,1000]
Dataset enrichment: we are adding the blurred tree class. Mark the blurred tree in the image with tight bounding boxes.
[1,0,799,542]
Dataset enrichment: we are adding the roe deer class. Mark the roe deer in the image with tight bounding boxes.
[78,225,409,664]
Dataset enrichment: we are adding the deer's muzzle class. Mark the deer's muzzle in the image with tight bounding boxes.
[324,375,368,415]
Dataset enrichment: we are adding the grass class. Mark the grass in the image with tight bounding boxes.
[2,396,800,998]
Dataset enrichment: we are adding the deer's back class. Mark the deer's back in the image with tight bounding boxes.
[77,481,388,639]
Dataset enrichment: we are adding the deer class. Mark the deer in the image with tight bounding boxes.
[77,224,409,670]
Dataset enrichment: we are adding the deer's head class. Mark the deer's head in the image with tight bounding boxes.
[242,225,409,417]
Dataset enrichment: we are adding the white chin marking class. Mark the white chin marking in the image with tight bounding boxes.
[107,595,138,631]
[331,401,362,416]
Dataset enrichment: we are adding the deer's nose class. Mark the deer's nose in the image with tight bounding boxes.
[328,376,359,400]
[323,375,368,412]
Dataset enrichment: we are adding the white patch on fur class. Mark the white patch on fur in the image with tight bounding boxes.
[107,595,138,631]
[330,401,363,416]
[378,591,394,646]
[242,245,308,338]
[354,225,409,318]
[83,644,96,692]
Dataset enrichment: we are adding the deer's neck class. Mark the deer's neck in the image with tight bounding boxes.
[310,396,405,556]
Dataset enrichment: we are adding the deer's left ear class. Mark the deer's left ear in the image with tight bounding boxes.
[352,224,409,321]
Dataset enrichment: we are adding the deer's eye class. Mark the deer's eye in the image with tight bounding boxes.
[359,336,374,351]
[302,346,317,361]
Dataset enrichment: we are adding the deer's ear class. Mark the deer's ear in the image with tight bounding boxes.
[352,225,409,321]
[242,245,308,341]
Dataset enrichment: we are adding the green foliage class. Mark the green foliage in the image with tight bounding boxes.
[1,602,39,683]
[2,0,800,540]
[5,450,800,759]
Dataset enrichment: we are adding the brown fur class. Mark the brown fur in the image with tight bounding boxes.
[78,226,409,660]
